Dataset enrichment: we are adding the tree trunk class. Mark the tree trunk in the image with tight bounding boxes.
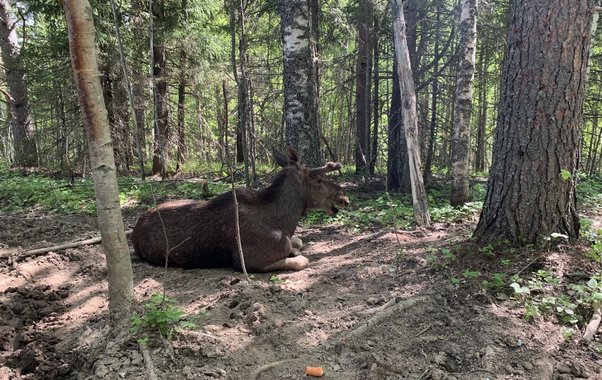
[355,0,372,176]
[473,0,597,245]
[450,0,478,206]
[424,0,442,184]
[176,50,186,172]
[391,0,431,226]
[63,0,134,328]
[0,0,37,167]
[370,14,379,175]
[387,52,411,193]
[474,41,488,173]
[151,0,168,177]
[280,0,321,166]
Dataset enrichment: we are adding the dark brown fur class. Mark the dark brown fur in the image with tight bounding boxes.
[132,147,349,272]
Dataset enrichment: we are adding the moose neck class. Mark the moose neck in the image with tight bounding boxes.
[261,169,307,236]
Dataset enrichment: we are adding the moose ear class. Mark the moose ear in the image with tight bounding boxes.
[274,146,300,167]
[284,146,300,164]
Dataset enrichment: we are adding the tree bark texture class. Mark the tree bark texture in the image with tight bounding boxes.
[450,0,478,206]
[280,0,320,166]
[0,0,37,167]
[474,0,597,245]
[151,1,168,176]
[355,0,372,175]
[176,49,186,172]
[387,53,411,193]
[64,0,134,328]
[391,0,431,226]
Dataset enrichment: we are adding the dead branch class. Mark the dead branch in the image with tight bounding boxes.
[583,301,601,341]
[0,229,133,260]
[251,359,297,380]
[338,295,431,344]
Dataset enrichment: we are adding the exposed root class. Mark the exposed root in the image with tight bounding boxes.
[139,343,159,380]
[583,302,601,341]
[339,295,431,344]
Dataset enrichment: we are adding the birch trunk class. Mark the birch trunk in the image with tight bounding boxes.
[280,0,320,166]
[391,0,431,226]
[64,0,134,328]
[450,0,478,206]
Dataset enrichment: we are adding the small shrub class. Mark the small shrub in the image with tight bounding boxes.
[131,293,195,343]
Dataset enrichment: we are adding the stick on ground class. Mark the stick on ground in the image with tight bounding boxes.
[0,229,133,260]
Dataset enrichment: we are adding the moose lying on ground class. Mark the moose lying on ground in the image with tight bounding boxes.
[132,147,349,272]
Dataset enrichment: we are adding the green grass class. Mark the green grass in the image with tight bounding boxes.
[1,170,601,233]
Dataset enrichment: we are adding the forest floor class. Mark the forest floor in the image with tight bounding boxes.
[0,185,601,380]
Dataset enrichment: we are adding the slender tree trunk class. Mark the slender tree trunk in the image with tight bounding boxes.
[110,0,145,178]
[392,0,431,226]
[355,0,373,175]
[474,42,488,173]
[370,15,379,175]
[150,0,168,177]
[64,0,134,328]
[474,0,597,245]
[176,50,186,172]
[450,0,478,206]
[0,0,37,167]
[280,0,320,166]
[424,0,442,183]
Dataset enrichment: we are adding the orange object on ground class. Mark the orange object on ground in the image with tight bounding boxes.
[305,366,324,377]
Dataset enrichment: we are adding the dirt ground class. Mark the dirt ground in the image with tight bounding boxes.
[0,203,601,380]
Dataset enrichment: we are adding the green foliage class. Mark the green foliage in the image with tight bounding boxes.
[560,169,571,181]
[510,271,602,325]
[0,172,96,214]
[425,247,457,269]
[580,218,602,264]
[269,275,287,284]
[482,272,507,291]
[577,176,602,210]
[131,293,195,342]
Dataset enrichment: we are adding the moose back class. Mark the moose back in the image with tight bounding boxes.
[132,147,349,272]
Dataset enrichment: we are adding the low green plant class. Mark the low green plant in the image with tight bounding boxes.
[269,275,287,284]
[131,293,194,343]
[482,272,507,291]
[510,271,602,325]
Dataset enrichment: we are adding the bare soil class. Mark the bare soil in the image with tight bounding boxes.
[0,205,601,380]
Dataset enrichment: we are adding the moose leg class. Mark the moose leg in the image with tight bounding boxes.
[233,229,309,272]
[259,255,309,272]
[288,235,303,257]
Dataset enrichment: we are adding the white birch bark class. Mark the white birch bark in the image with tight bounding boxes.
[280,0,320,166]
[451,0,478,206]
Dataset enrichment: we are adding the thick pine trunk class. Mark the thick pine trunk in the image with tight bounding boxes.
[391,0,430,226]
[474,0,597,245]
[0,0,37,167]
[280,0,320,166]
[64,0,134,328]
[450,0,478,206]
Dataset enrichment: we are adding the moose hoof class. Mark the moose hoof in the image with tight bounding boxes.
[289,255,309,271]
[290,248,302,257]
[291,236,303,249]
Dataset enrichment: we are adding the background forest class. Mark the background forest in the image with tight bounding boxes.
[1,1,602,180]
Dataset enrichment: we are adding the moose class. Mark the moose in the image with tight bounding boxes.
[132,147,349,272]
